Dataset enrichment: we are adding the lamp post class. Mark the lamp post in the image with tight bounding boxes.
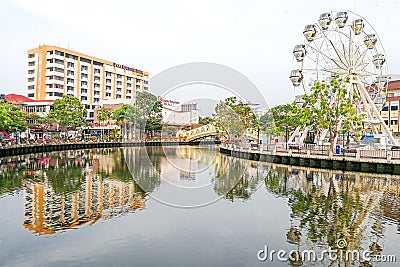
[342,126,346,157]
[15,127,19,145]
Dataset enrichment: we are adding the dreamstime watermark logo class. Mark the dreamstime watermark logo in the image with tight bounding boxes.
[122,62,271,208]
[257,239,397,264]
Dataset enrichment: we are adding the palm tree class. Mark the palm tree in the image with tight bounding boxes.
[97,107,112,141]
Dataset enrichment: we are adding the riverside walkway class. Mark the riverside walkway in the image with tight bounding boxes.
[219,143,400,175]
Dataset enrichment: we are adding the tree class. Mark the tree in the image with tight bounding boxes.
[48,95,86,138]
[260,103,300,139]
[133,92,163,138]
[199,116,214,125]
[300,75,363,152]
[213,97,258,140]
[0,102,27,132]
[112,93,163,140]
[97,107,112,140]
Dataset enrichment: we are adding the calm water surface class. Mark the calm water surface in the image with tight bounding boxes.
[0,146,399,267]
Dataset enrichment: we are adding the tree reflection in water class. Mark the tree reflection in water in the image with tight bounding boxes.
[265,165,400,266]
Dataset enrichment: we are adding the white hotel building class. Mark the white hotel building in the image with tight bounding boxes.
[27,45,149,121]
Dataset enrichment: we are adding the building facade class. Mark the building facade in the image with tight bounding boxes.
[380,77,400,139]
[27,45,149,121]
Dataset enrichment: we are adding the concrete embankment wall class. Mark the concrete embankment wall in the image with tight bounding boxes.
[219,146,400,175]
[0,141,221,158]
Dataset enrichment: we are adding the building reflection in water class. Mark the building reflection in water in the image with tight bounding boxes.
[22,149,146,235]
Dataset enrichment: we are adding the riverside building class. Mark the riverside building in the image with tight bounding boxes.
[27,45,149,122]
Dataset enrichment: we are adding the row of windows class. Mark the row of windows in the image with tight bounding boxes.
[384,119,399,125]
[25,106,47,113]
[47,92,64,97]
[382,106,399,111]
[46,84,64,89]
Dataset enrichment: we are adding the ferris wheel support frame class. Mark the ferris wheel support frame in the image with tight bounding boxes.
[354,76,397,145]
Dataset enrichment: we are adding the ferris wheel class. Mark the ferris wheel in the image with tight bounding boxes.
[289,10,396,145]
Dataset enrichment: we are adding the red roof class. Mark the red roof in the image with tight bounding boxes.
[388,80,400,91]
[5,94,54,104]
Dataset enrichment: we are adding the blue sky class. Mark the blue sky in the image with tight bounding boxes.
[0,0,399,107]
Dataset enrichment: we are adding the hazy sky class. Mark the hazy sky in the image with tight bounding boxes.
[0,0,399,107]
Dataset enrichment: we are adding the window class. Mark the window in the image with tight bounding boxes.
[93,61,103,66]
[144,80,148,85]
[28,77,35,82]
[136,78,141,83]
[55,59,64,64]
[28,93,34,98]
[81,73,88,79]
[67,70,74,75]
[391,119,398,125]
[67,86,74,91]
[136,85,141,90]
[117,74,122,79]
[81,89,88,94]
[28,54,35,58]
[46,84,53,88]
[28,85,35,90]
[47,75,54,80]
[54,92,63,97]
[116,94,121,98]
[117,81,122,85]
[106,79,111,83]
[67,62,75,68]
[54,67,64,73]
[105,71,111,77]
[382,106,389,111]
[144,86,148,91]
[127,83,131,87]
[80,57,91,64]
[94,90,100,96]
[28,61,35,66]
[67,78,74,83]
[55,76,64,81]
[65,53,78,60]
[47,67,53,72]
[81,81,88,86]
[81,65,88,71]
[391,105,398,111]
[47,59,53,63]
[94,83,100,88]
[28,70,35,74]
[116,88,122,92]
[127,77,132,81]
[48,50,54,55]
[47,92,53,96]
[54,84,63,89]
[384,120,389,125]
[81,96,88,101]
[89,112,94,118]
[106,85,111,90]
[94,98,99,103]
[55,50,64,56]
[126,90,131,94]
[126,96,131,99]
[85,104,90,109]
[94,68,100,74]
[105,92,111,97]
[94,76,100,81]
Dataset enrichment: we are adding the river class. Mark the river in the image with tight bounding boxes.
[0,146,398,266]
